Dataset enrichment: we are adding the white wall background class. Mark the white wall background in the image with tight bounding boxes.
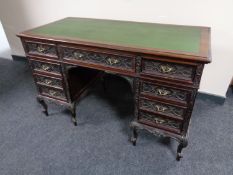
[0,21,11,59]
[0,0,232,97]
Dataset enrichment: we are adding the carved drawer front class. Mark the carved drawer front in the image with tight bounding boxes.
[141,59,196,82]
[25,41,58,58]
[140,81,193,105]
[30,60,61,75]
[138,111,182,133]
[39,86,67,101]
[61,47,134,72]
[139,98,186,120]
[35,75,63,89]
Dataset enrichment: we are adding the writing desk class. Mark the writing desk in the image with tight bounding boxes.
[18,17,211,160]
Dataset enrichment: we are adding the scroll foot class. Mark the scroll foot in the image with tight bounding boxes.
[130,127,138,146]
[69,103,77,126]
[37,98,48,116]
[176,137,188,161]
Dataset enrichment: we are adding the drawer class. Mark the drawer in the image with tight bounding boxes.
[30,60,62,75]
[38,86,67,101]
[140,81,193,106]
[138,110,182,133]
[25,41,58,58]
[34,74,63,89]
[60,46,135,72]
[141,59,196,83]
[139,97,187,120]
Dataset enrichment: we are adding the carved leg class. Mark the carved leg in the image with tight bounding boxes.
[176,137,188,161]
[130,126,138,146]
[37,98,48,116]
[69,103,77,126]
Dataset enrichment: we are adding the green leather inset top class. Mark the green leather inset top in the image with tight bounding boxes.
[27,17,202,54]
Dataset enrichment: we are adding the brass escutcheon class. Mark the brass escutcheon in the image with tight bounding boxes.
[41,64,50,71]
[44,79,52,85]
[155,105,167,112]
[73,52,84,58]
[154,118,165,124]
[37,45,46,53]
[49,90,57,96]
[160,65,174,73]
[107,57,119,65]
[157,88,170,96]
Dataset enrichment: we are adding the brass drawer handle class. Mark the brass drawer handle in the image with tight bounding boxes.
[49,90,57,96]
[41,64,50,71]
[107,57,119,65]
[160,65,175,73]
[157,88,170,96]
[155,105,167,112]
[154,118,165,124]
[73,52,84,58]
[44,79,52,85]
[37,45,46,53]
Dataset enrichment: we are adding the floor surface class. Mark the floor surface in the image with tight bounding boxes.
[0,59,232,175]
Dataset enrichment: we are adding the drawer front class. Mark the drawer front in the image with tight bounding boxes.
[141,81,193,105]
[39,86,66,101]
[35,75,63,88]
[61,47,134,72]
[30,60,61,75]
[138,111,182,133]
[141,59,196,82]
[25,41,58,58]
[139,98,186,120]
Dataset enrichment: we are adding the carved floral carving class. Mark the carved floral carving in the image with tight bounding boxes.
[31,62,61,74]
[142,82,189,102]
[143,60,194,81]
[140,99,185,118]
[62,48,133,70]
[140,111,181,129]
[36,76,62,88]
[27,42,57,56]
[40,87,66,100]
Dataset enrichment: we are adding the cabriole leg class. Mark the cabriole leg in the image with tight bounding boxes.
[37,98,48,116]
[130,126,138,146]
[69,103,77,126]
[176,137,188,161]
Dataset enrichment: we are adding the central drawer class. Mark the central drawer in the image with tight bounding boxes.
[59,46,135,72]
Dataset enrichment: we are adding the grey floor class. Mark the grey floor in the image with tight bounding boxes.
[0,58,232,175]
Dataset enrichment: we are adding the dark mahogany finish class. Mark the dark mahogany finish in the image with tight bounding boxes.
[18,18,211,161]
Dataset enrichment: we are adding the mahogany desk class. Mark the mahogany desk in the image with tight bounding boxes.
[18,17,211,160]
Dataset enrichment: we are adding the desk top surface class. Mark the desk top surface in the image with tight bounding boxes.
[20,17,211,62]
